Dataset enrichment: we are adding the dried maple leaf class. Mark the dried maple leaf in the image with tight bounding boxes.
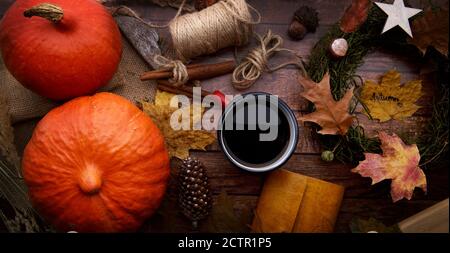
[340,0,372,33]
[352,132,427,202]
[154,90,178,106]
[408,7,449,56]
[360,70,422,122]
[202,190,250,233]
[154,90,204,125]
[141,91,216,159]
[298,73,354,135]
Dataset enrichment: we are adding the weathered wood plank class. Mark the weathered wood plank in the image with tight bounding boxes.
[335,198,446,232]
[355,114,430,139]
[197,68,432,112]
[176,151,449,200]
[142,193,444,233]
[125,0,445,25]
[120,0,351,25]
[227,197,443,233]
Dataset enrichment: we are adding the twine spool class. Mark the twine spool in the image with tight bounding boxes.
[169,0,260,61]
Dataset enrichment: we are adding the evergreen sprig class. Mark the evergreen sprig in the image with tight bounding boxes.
[306,6,449,166]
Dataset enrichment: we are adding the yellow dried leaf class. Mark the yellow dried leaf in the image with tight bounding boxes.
[141,91,216,159]
[154,90,177,106]
[154,90,204,122]
[360,70,423,122]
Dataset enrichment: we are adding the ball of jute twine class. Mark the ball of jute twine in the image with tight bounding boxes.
[169,0,260,62]
[115,0,260,86]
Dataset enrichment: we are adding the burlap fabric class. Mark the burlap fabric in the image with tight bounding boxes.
[0,95,20,168]
[0,37,156,124]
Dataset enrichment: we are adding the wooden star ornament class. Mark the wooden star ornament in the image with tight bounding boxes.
[375,0,422,37]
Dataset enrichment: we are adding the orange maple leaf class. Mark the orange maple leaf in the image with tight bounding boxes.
[298,73,354,135]
[352,132,427,202]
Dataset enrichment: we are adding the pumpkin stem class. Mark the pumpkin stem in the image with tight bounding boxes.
[78,167,102,195]
[24,3,64,24]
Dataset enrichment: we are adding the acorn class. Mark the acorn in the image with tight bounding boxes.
[288,6,319,41]
[321,150,335,162]
[288,21,307,41]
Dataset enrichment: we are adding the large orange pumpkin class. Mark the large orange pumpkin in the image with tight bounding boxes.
[22,93,170,232]
[0,0,122,100]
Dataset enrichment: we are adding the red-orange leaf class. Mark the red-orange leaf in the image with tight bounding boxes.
[407,7,449,56]
[340,0,372,33]
[352,132,427,202]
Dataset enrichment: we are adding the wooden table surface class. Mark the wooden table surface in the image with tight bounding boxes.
[1,0,448,233]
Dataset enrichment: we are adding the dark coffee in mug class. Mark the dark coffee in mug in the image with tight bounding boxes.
[221,107,290,165]
[218,93,298,172]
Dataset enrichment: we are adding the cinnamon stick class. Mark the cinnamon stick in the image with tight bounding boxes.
[140,60,236,81]
[156,83,211,99]
[147,62,205,74]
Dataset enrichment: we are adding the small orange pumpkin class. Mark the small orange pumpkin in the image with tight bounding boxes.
[0,0,122,100]
[22,92,170,232]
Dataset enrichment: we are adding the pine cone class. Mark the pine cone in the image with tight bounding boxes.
[178,157,213,228]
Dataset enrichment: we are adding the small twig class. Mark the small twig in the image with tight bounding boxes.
[419,141,448,167]
[331,139,342,152]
